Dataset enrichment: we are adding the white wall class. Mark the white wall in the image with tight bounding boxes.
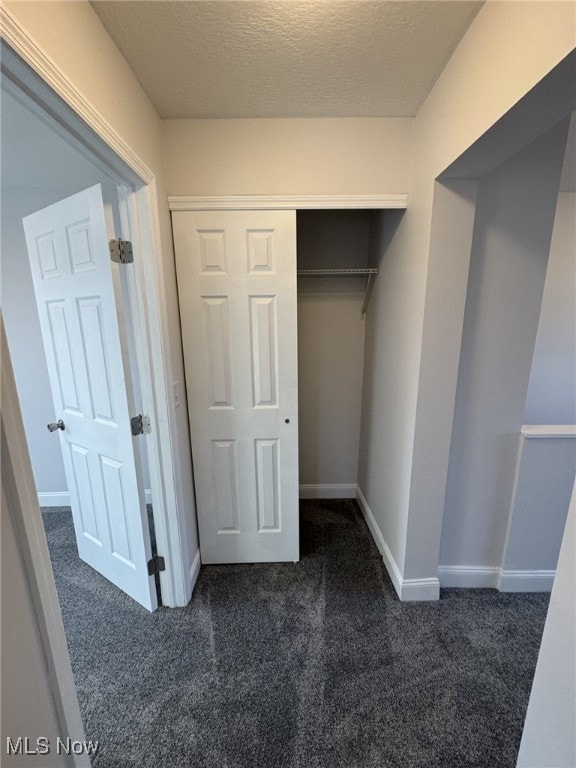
[357,2,575,594]
[524,192,576,424]
[297,211,370,492]
[163,118,412,196]
[516,482,576,768]
[439,122,568,570]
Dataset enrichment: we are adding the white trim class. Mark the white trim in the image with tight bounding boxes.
[356,486,388,557]
[498,570,556,593]
[0,7,153,184]
[438,565,557,593]
[39,489,153,508]
[437,565,501,589]
[189,549,202,596]
[521,425,576,439]
[38,491,71,508]
[299,483,358,499]
[400,578,441,602]
[355,485,404,597]
[120,184,190,607]
[1,318,89,767]
[168,194,408,211]
[501,433,525,582]
[132,185,193,607]
[356,487,440,601]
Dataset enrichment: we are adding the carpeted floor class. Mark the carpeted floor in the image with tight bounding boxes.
[43,500,548,768]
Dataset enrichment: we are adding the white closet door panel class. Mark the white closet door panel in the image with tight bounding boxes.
[173,210,299,564]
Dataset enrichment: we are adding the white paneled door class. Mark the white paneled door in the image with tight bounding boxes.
[173,210,299,563]
[23,184,157,610]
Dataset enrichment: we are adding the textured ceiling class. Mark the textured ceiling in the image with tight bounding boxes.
[91,0,484,119]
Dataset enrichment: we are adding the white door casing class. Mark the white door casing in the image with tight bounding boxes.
[23,184,157,610]
[173,210,299,563]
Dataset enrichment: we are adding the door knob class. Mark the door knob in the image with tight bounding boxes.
[47,419,65,432]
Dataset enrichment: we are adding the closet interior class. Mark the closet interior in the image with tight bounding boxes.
[296,209,379,496]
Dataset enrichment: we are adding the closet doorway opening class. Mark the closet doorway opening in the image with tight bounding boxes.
[296,209,401,503]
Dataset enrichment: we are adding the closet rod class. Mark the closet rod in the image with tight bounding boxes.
[296,268,379,316]
[296,268,378,276]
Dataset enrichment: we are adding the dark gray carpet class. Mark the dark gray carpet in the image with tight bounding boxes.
[42,500,548,768]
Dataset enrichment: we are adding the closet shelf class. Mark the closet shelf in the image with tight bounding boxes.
[296,268,378,316]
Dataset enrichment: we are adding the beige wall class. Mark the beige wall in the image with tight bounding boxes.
[358,1,576,584]
[297,211,370,489]
[163,118,412,196]
[1,488,76,768]
[1,319,84,768]
[298,292,366,487]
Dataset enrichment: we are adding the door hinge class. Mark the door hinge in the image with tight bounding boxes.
[130,414,151,436]
[147,555,166,576]
[109,238,134,264]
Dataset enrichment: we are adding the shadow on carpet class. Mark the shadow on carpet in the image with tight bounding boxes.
[42,500,548,768]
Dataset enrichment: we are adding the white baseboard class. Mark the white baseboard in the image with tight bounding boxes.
[39,489,153,507]
[38,491,70,508]
[188,549,202,598]
[437,565,501,589]
[299,483,358,499]
[400,578,441,602]
[498,569,556,592]
[356,486,439,602]
[438,565,556,593]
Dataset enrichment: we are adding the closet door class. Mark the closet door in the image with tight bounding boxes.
[173,210,299,563]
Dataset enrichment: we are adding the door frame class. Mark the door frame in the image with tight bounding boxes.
[0,24,189,608]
